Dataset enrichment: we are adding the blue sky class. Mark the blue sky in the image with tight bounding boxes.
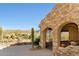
[0,3,56,30]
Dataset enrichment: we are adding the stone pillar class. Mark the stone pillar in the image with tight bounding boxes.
[40,29,46,48]
[52,30,59,56]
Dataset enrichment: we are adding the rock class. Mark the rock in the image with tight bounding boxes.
[56,46,79,56]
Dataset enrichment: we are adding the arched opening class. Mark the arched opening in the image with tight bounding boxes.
[58,23,78,47]
[42,27,53,50]
[46,28,52,50]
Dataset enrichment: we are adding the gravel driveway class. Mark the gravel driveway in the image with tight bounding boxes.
[0,45,52,56]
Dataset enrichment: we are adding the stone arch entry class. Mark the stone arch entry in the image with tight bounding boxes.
[58,22,78,47]
[40,27,53,50]
[45,28,52,50]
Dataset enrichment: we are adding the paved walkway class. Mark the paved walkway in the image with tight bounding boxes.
[0,45,52,56]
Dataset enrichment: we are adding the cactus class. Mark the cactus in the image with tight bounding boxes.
[0,27,3,40]
[31,28,34,48]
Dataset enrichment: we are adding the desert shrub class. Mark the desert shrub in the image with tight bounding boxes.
[28,34,32,39]
[34,38,40,46]
[0,27,3,40]
[10,34,16,39]
[21,34,29,39]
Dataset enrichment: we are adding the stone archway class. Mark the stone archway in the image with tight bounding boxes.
[40,27,53,50]
[58,23,78,47]
[52,22,79,55]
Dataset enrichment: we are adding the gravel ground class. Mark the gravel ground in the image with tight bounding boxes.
[0,45,52,56]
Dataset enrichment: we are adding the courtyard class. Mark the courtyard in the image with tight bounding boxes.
[0,45,52,56]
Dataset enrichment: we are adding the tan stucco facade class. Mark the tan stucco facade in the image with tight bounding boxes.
[39,3,79,55]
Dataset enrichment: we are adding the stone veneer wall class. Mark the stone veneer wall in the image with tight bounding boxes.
[40,3,79,55]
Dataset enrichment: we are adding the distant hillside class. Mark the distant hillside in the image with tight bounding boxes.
[3,30,31,34]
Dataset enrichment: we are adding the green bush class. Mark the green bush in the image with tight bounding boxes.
[34,38,40,46]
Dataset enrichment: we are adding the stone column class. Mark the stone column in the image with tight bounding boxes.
[52,30,59,56]
[40,29,46,48]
